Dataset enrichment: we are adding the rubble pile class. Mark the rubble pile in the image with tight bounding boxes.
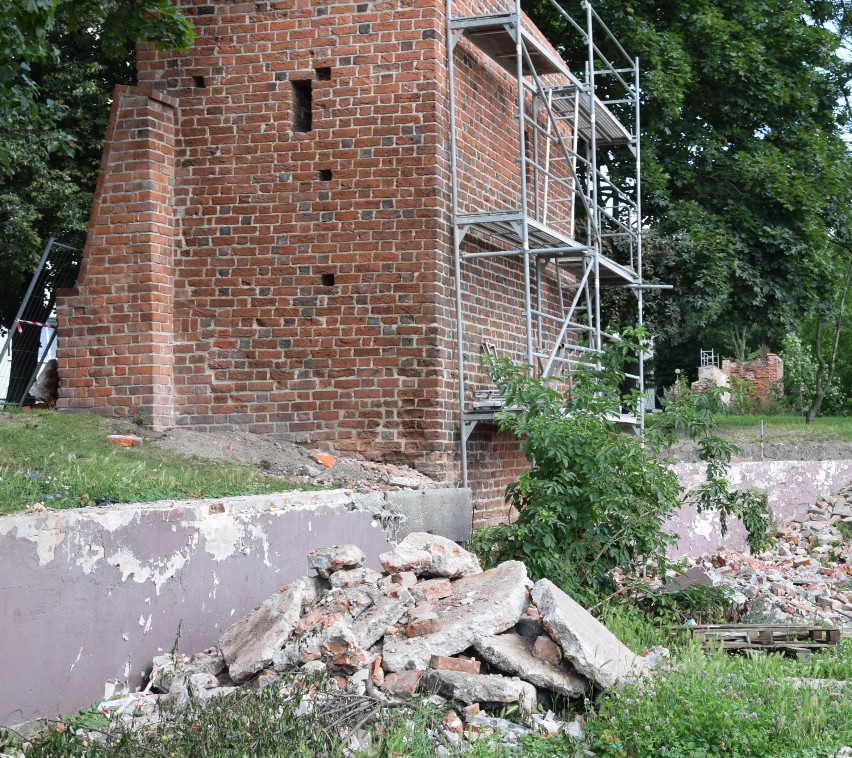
[142,533,647,747]
[678,484,852,626]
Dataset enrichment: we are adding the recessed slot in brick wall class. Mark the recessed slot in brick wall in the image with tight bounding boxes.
[318,169,332,181]
[315,67,332,81]
[291,80,312,132]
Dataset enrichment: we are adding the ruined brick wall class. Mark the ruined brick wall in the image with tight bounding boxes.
[721,353,784,406]
[57,0,581,521]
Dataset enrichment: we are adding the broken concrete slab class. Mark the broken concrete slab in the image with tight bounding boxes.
[410,578,453,603]
[531,579,646,689]
[395,533,482,578]
[329,566,383,588]
[382,561,529,672]
[474,633,588,697]
[379,543,432,574]
[420,670,536,712]
[219,576,321,684]
[307,544,365,578]
[350,586,413,650]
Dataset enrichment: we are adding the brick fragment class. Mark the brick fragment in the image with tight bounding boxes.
[406,612,441,638]
[106,435,142,447]
[429,655,481,674]
[531,635,561,666]
[382,670,422,696]
[411,578,453,603]
[443,709,463,735]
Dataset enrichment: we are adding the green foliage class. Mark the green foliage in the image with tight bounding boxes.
[472,332,682,604]
[650,378,774,554]
[18,677,531,758]
[0,1,194,323]
[621,578,732,626]
[523,0,852,384]
[586,642,852,757]
[0,410,310,514]
[473,331,773,605]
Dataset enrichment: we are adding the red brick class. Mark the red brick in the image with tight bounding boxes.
[429,655,481,675]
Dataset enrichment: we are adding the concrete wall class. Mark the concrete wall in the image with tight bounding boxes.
[670,459,852,557]
[0,491,393,727]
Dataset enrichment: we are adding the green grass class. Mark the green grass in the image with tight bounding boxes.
[0,410,308,515]
[586,640,852,757]
[712,414,852,442]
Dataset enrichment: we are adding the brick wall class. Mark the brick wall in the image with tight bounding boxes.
[722,354,784,406]
[57,87,178,428]
[57,0,581,523]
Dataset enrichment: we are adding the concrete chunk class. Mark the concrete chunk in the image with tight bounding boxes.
[379,543,432,574]
[307,544,366,578]
[474,633,588,697]
[396,532,482,578]
[382,561,529,671]
[531,579,646,689]
[351,586,413,650]
[420,670,536,712]
[219,576,320,684]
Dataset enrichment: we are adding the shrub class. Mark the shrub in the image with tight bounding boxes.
[473,328,773,606]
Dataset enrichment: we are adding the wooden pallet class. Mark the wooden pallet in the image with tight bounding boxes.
[672,624,843,653]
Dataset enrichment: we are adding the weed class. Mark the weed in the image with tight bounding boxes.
[586,641,852,757]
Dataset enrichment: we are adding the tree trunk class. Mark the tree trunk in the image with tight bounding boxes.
[806,258,852,423]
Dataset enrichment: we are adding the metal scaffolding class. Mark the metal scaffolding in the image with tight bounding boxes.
[446,0,648,486]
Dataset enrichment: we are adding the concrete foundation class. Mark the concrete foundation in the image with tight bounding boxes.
[0,486,472,727]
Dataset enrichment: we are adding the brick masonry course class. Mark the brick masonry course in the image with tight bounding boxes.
[55,0,575,524]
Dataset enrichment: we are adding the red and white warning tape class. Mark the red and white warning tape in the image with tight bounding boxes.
[14,319,56,333]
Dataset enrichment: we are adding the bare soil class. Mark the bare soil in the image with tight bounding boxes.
[147,426,439,491]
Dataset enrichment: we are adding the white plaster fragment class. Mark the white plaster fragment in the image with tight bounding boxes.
[692,511,716,541]
[245,523,271,566]
[89,508,137,533]
[76,542,105,575]
[107,544,192,595]
[69,646,83,673]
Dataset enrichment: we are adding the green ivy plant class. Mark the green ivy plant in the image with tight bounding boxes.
[472,327,773,605]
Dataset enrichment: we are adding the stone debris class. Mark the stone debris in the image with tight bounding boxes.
[532,579,647,690]
[307,544,366,578]
[475,633,589,697]
[420,670,536,713]
[653,482,852,628]
[381,560,530,672]
[98,535,645,752]
[219,576,321,684]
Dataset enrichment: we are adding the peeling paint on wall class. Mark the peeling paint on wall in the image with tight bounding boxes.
[670,459,852,556]
[0,488,413,727]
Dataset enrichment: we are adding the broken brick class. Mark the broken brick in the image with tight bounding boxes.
[429,655,481,674]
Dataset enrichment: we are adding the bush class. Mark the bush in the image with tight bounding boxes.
[472,329,773,606]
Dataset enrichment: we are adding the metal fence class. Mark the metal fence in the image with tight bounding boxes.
[0,238,80,406]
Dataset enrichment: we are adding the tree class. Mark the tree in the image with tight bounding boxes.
[523,0,852,387]
[806,253,852,421]
[1,1,193,400]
